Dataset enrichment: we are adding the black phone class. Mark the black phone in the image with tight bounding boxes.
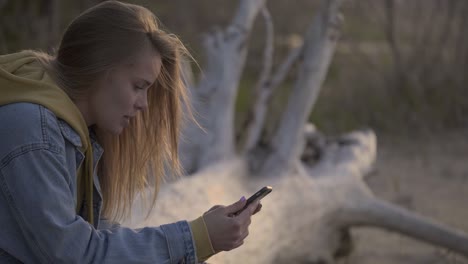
[235,186,273,215]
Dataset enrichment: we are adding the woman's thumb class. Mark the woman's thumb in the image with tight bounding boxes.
[225,196,247,215]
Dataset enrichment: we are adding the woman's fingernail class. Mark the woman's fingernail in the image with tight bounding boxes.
[240,196,246,201]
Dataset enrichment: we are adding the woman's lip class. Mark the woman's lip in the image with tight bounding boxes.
[123,116,130,127]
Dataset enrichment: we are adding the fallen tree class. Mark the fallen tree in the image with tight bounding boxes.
[124,0,468,262]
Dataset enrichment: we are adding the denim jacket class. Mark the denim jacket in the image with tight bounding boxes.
[0,102,197,263]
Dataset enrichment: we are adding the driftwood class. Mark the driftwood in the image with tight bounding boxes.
[125,128,468,263]
[125,0,468,262]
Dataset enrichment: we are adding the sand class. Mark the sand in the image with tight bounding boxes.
[344,130,468,264]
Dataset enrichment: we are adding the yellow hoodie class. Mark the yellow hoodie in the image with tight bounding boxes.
[0,50,95,225]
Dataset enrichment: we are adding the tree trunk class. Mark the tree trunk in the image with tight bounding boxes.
[125,129,468,263]
[250,0,344,178]
[179,0,268,174]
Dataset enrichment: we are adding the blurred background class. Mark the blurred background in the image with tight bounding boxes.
[1,0,467,263]
[1,0,468,135]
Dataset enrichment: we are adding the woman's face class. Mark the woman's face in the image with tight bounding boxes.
[88,47,162,135]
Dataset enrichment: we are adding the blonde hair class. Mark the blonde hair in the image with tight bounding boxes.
[36,1,193,221]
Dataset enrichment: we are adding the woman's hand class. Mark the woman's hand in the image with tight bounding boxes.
[203,198,261,252]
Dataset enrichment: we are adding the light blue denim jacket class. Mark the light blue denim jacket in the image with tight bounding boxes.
[0,102,197,263]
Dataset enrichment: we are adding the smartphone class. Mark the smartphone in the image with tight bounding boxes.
[235,186,273,215]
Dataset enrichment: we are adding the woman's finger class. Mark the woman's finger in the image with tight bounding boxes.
[235,200,258,226]
[253,203,262,215]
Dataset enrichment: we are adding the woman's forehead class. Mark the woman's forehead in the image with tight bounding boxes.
[124,49,162,82]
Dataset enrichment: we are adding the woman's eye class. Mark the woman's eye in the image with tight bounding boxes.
[134,85,144,90]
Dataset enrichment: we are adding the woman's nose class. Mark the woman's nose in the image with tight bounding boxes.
[135,92,148,111]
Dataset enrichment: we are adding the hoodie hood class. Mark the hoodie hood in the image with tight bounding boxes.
[0,50,95,225]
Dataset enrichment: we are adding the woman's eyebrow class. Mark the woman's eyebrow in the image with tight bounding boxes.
[137,78,152,87]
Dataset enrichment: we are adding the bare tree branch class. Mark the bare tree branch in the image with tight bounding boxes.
[254,7,275,96]
[179,0,268,172]
[269,46,303,95]
[251,0,345,177]
[241,45,303,153]
[239,6,274,152]
[345,198,468,257]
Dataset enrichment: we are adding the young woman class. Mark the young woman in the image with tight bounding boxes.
[0,1,260,263]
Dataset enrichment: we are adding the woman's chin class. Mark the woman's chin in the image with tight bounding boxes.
[113,126,125,135]
[101,125,124,136]
[96,120,127,135]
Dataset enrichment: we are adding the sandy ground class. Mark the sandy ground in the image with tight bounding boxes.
[343,130,468,264]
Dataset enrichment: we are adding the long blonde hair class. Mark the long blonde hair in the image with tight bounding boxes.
[36,1,193,221]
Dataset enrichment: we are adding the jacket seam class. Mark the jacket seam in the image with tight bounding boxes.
[0,150,57,263]
[57,119,83,148]
[39,105,49,146]
[0,143,61,171]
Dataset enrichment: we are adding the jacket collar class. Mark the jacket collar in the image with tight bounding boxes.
[57,119,104,161]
